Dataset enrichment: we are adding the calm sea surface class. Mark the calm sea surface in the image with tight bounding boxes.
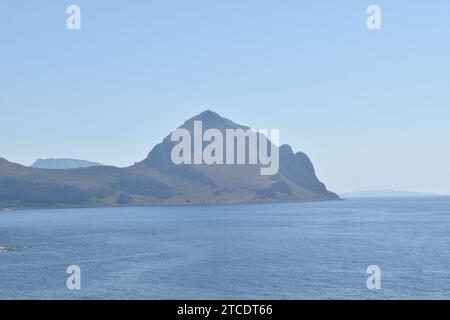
[1,198,450,299]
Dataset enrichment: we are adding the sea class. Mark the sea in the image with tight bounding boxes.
[1,197,450,300]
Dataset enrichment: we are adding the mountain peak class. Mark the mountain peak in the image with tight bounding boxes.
[187,109,226,123]
[182,109,247,131]
[0,110,339,208]
[194,109,221,119]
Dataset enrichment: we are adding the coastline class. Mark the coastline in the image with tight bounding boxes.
[3,195,450,213]
[0,197,343,213]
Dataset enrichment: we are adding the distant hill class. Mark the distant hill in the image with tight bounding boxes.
[31,159,104,169]
[0,110,339,209]
[341,190,440,198]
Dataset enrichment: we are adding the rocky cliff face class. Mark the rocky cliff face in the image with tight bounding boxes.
[0,111,339,209]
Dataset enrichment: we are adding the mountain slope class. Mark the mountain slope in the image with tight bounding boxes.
[0,110,338,209]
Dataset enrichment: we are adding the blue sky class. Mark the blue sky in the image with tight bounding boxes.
[1,0,449,194]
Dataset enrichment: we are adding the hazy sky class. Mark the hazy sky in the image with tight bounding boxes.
[1,0,449,194]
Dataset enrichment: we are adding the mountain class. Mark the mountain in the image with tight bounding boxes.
[31,158,104,169]
[341,190,440,198]
[0,110,338,209]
